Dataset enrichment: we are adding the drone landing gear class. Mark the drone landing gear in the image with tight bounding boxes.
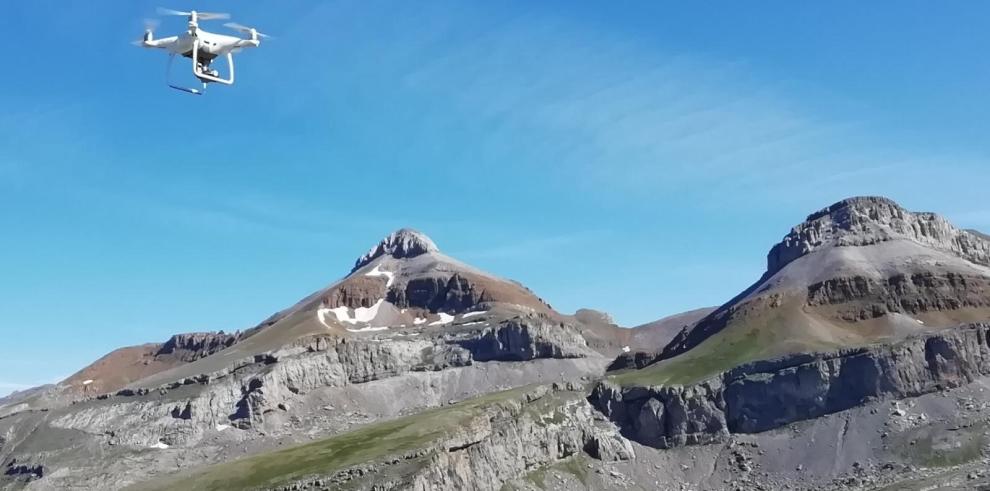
[164,40,235,95]
[166,54,206,95]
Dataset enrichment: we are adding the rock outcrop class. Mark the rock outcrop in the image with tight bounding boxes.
[353,228,440,272]
[591,322,990,448]
[767,196,990,275]
[39,315,592,451]
[806,272,990,321]
[449,316,592,361]
[655,196,990,366]
[156,331,243,362]
[265,385,633,491]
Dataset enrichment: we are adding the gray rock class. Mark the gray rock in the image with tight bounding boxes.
[591,322,990,448]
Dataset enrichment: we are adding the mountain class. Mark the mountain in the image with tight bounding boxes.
[8,204,990,491]
[628,307,716,348]
[0,229,608,489]
[128,228,589,390]
[611,196,990,384]
[569,307,714,358]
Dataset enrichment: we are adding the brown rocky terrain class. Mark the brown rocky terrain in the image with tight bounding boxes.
[569,308,714,358]
[58,332,244,397]
[613,197,990,376]
[6,198,990,491]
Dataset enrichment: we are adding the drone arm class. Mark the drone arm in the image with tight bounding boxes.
[143,36,179,49]
[232,38,261,50]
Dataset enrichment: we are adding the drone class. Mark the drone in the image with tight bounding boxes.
[134,8,269,95]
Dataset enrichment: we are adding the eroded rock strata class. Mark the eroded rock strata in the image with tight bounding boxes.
[591,322,990,448]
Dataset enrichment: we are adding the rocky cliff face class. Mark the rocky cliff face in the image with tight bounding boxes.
[653,196,990,368]
[767,196,990,275]
[450,316,592,361]
[246,385,633,491]
[591,322,990,448]
[806,272,990,321]
[156,331,243,362]
[11,315,590,460]
[353,228,440,272]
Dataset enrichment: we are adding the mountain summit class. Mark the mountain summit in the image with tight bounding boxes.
[767,196,990,275]
[123,228,583,390]
[352,228,440,272]
[617,196,990,380]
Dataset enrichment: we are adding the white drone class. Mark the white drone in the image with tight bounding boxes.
[135,8,269,95]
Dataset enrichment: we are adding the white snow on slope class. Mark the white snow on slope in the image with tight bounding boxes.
[461,310,486,318]
[621,346,631,353]
[461,321,484,327]
[346,326,390,333]
[216,424,230,432]
[150,441,170,449]
[365,264,395,287]
[413,317,427,325]
[82,379,93,385]
[318,299,385,328]
[429,313,455,326]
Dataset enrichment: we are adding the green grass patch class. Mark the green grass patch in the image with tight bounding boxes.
[609,322,771,387]
[609,302,838,387]
[139,387,537,491]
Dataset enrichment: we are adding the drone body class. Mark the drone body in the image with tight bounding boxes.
[136,9,268,95]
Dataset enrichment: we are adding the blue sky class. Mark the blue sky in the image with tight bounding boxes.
[2,1,989,395]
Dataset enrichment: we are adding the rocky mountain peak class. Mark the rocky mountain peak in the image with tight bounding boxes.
[352,228,440,272]
[766,196,990,275]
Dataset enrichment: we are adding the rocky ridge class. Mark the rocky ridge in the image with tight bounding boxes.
[646,196,990,367]
[767,196,990,275]
[352,228,440,272]
[590,322,990,448]
[250,384,634,491]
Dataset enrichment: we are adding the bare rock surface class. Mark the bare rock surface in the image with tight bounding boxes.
[591,322,990,448]
[649,196,990,374]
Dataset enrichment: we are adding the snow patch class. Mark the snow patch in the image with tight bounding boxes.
[621,346,631,353]
[365,264,395,287]
[346,326,390,333]
[82,379,94,385]
[215,424,230,432]
[461,310,487,318]
[413,317,427,325]
[460,321,484,326]
[916,319,925,325]
[150,441,170,449]
[428,312,455,326]
[318,299,385,328]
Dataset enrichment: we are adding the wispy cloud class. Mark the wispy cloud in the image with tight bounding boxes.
[452,231,606,261]
[391,11,989,209]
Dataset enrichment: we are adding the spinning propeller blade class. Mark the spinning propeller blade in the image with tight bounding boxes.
[132,19,158,46]
[224,22,272,39]
[156,7,189,16]
[156,7,230,20]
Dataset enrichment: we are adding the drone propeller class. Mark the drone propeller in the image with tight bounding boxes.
[131,18,159,46]
[156,7,230,21]
[224,22,272,39]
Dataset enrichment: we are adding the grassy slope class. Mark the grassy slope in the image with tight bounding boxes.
[136,387,536,491]
[608,299,847,387]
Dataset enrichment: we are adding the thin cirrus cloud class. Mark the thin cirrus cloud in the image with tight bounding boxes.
[393,13,986,210]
